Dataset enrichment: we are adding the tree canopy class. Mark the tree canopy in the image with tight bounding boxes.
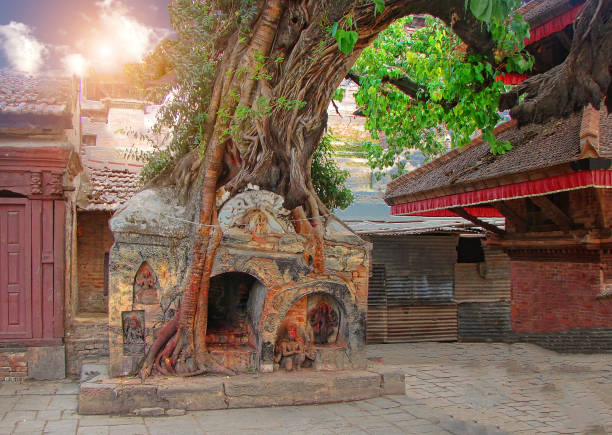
[126,0,533,201]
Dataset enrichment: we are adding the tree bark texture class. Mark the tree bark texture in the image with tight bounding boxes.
[500,0,612,124]
[140,0,610,378]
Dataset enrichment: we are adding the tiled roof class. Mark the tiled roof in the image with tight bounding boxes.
[519,0,583,27]
[386,108,611,205]
[0,71,72,117]
[82,165,141,211]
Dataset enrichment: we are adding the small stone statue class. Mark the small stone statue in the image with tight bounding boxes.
[308,301,338,344]
[133,262,159,305]
[274,323,315,371]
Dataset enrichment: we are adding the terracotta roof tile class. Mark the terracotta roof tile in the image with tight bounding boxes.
[0,71,72,117]
[386,109,611,205]
[519,0,583,27]
[83,165,141,211]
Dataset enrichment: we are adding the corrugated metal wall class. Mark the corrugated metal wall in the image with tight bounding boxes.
[455,246,511,342]
[458,302,511,341]
[366,264,387,343]
[387,305,458,342]
[367,235,459,343]
[455,247,510,302]
[365,235,512,344]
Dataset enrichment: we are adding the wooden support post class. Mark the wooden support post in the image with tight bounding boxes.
[493,201,528,232]
[529,195,573,232]
[450,207,505,235]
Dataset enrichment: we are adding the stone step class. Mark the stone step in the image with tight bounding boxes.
[78,363,405,415]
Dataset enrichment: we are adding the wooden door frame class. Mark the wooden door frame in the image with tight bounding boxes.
[0,197,32,339]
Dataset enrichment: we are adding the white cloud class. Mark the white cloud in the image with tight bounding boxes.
[95,0,114,8]
[88,0,170,72]
[0,21,47,73]
[62,53,89,77]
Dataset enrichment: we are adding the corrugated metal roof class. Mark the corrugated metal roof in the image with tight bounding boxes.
[338,192,504,235]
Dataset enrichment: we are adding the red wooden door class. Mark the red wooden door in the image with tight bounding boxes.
[0,199,32,338]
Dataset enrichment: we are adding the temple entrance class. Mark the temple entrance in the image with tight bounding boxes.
[206,272,266,372]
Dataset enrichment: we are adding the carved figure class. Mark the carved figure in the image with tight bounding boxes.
[247,210,269,235]
[274,323,315,371]
[124,314,144,344]
[134,262,159,305]
[308,301,338,344]
[122,311,145,355]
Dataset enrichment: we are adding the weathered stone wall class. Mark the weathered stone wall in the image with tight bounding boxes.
[64,317,110,377]
[107,188,371,377]
[77,211,114,313]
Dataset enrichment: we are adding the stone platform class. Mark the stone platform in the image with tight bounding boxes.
[78,364,404,416]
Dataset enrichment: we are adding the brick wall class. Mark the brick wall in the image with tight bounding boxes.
[283,297,307,332]
[511,260,612,333]
[77,211,114,313]
[0,350,27,381]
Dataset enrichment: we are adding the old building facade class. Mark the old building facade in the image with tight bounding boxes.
[0,72,82,379]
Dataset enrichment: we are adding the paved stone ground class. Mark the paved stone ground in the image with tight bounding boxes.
[0,342,610,434]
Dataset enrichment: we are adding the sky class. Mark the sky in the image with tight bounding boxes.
[0,0,173,75]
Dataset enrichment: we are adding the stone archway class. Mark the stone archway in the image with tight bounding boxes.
[206,271,267,372]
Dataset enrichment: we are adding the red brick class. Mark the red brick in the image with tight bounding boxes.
[77,211,114,313]
[511,259,612,333]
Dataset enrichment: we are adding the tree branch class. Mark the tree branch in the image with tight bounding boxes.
[347,71,460,111]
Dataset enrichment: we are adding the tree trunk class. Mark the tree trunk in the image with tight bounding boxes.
[140,0,609,378]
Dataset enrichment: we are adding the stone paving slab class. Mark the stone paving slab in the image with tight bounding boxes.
[0,342,610,434]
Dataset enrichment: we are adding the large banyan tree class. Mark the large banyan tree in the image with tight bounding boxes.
[136,0,611,378]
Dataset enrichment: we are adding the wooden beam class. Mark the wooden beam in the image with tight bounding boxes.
[595,188,610,229]
[529,195,573,232]
[450,207,505,235]
[493,201,528,232]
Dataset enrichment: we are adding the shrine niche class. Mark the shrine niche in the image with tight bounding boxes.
[133,261,159,305]
[273,292,348,372]
[122,310,145,356]
[308,298,340,345]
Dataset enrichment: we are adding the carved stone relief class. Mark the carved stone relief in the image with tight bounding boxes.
[308,300,339,345]
[218,189,294,234]
[122,310,145,355]
[133,261,159,305]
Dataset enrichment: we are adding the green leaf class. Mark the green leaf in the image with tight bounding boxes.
[373,0,385,15]
[332,88,346,101]
[336,29,359,55]
[469,0,493,22]
[331,22,339,37]
[491,1,507,23]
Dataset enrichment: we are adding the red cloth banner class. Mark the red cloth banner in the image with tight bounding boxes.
[391,170,612,217]
[497,73,529,85]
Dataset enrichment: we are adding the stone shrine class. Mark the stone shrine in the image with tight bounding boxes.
[107,186,371,377]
